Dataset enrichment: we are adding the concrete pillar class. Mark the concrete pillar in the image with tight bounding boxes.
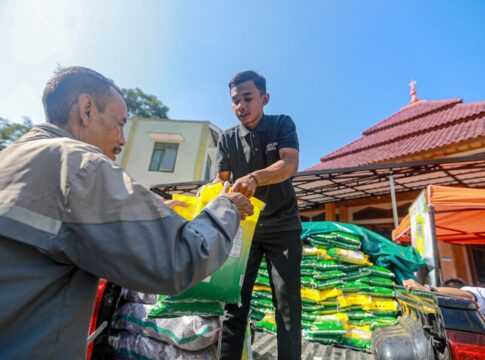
[338,206,348,223]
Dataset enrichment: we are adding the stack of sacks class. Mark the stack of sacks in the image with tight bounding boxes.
[301,231,401,352]
[250,229,402,352]
[108,289,219,360]
[251,261,276,333]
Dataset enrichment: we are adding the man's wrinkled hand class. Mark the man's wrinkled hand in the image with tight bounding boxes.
[221,191,254,220]
[164,199,189,209]
[232,174,258,198]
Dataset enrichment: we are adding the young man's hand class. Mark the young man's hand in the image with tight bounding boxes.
[233,174,258,198]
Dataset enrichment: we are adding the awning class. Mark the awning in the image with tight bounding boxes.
[151,153,485,212]
[391,214,411,243]
[429,185,485,244]
[392,185,485,244]
[291,154,485,211]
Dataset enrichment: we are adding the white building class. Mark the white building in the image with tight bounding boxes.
[116,117,221,188]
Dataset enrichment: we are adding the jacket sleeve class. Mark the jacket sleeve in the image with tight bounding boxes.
[52,157,240,295]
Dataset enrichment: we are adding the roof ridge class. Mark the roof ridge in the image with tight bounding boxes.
[363,98,462,136]
[322,110,485,161]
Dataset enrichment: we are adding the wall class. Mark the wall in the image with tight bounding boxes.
[438,242,473,284]
[116,118,218,188]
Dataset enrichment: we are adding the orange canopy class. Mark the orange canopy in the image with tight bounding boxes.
[391,214,411,243]
[393,185,485,244]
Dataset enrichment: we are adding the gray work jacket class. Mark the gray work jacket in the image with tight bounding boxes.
[0,123,240,359]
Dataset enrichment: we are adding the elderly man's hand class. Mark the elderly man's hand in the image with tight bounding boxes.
[221,192,254,220]
[164,199,189,210]
[220,181,254,220]
[403,279,429,292]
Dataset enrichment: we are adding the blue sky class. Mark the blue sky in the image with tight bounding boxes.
[1,0,484,170]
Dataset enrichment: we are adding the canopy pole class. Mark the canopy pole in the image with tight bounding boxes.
[428,205,442,286]
[389,174,399,228]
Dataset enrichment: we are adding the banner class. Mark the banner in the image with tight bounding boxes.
[409,190,436,285]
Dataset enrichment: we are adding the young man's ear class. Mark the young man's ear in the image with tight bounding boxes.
[262,93,270,106]
[78,93,95,126]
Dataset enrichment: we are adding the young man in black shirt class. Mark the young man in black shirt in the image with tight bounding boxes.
[216,71,302,360]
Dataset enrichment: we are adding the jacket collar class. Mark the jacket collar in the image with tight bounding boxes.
[34,123,76,139]
[16,123,77,143]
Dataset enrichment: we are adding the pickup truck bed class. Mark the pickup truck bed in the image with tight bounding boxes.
[252,289,450,360]
[252,332,373,360]
[90,286,485,359]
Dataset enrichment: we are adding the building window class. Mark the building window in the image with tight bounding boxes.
[204,156,212,181]
[148,143,178,172]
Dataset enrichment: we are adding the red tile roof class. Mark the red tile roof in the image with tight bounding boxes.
[307,99,485,171]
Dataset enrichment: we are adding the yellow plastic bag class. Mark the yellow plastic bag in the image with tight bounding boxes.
[327,248,372,266]
[301,287,343,303]
[253,285,272,293]
[194,182,227,215]
[303,246,331,260]
[342,325,372,350]
[171,194,197,220]
[255,313,277,333]
[194,182,266,238]
[168,182,265,304]
[338,294,373,308]
[314,313,349,324]
[305,313,349,338]
[362,298,399,313]
[320,287,342,300]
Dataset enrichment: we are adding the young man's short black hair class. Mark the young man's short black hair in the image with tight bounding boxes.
[442,277,467,288]
[42,66,123,126]
[228,70,266,94]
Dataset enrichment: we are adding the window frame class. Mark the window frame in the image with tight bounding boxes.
[148,142,179,173]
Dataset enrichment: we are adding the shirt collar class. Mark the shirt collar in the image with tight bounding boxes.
[238,114,268,137]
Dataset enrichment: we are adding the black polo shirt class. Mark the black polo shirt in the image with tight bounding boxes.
[216,114,301,234]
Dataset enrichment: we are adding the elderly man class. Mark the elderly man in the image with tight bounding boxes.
[0,66,253,359]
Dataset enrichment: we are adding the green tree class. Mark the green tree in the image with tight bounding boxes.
[0,117,33,150]
[121,88,169,119]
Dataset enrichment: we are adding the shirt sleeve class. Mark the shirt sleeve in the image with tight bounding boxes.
[278,115,299,150]
[461,287,485,308]
[216,132,231,172]
[52,157,240,295]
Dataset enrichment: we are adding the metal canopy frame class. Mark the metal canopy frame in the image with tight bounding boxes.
[150,153,485,211]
